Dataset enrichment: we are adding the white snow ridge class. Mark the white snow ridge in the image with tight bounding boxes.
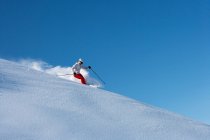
[0,58,210,140]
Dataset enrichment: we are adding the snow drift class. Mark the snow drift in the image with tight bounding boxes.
[0,58,210,140]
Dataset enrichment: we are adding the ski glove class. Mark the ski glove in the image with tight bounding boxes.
[88,66,91,69]
[73,72,77,75]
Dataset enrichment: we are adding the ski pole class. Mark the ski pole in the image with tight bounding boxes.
[57,74,73,76]
[90,68,106,84]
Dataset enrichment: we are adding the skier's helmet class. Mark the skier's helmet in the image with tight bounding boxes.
[78,58,83,64]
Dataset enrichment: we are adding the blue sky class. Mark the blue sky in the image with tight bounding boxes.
[0,0,210,124]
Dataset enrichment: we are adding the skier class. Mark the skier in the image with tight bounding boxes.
[72,58,91,84]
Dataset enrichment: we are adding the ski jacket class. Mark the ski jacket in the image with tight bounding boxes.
[72,62,88,74]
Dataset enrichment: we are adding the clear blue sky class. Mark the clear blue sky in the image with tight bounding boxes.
[0,0,210,124]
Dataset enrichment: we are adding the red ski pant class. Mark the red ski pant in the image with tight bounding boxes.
[74,74,86,84]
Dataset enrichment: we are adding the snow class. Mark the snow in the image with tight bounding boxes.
[0,58,210,140]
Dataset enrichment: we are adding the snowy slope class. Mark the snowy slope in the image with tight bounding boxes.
[0,59,210,140]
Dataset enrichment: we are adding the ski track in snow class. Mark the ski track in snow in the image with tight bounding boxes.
[0,58,210,140]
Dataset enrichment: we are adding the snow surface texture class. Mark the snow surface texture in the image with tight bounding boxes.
[0,58,210,140]
[18,59,102,87]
